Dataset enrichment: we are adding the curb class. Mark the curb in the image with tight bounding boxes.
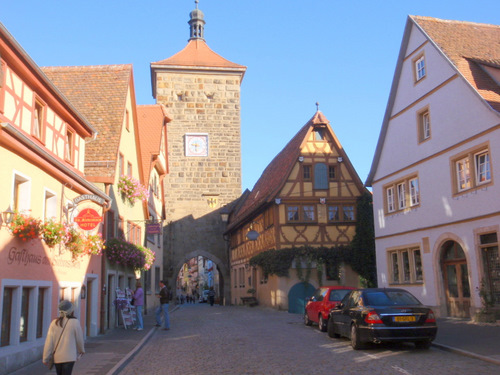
[432,343,500,367]
[105,305,181,375]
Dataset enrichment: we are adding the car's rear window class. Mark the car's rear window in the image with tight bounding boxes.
[328,289,352,302]
[364,291,421,306]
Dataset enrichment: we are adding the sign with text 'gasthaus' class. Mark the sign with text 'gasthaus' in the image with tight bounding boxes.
[74,208,102,231]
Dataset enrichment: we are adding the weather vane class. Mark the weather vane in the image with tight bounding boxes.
[195,0,199,9]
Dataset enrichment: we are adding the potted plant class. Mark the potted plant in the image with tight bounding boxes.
[474,279,496,323]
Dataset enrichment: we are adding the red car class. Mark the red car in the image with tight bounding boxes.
[304,286,356,332]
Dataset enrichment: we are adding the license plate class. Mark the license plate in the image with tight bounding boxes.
[394,316,416,322]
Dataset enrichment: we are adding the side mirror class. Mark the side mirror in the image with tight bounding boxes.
[336,302,344,309]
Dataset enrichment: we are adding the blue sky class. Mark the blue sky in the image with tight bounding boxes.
[3,1,499,191]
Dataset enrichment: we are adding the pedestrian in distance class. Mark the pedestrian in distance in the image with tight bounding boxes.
[43,300,85,375]
[155,280,170,330]
[133,281,144,331]
[208,287,215,306]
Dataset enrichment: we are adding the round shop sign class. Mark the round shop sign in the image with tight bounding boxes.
[74,208,102,231]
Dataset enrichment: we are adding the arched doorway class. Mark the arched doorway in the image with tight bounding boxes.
[440,240,471,318]
[288,282,316,314]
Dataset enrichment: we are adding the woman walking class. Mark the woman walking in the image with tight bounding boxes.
[133,281,144,330]
[43,300,85,375]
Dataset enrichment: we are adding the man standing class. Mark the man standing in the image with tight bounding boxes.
[155,280,170,330]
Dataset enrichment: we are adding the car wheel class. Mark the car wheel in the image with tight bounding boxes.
[327,318,340,338]
[318,315,327,332]
[304,312,312,326]
[415,340,431,349]
[350,324,364,350]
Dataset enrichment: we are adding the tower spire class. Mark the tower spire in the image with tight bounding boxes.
[189,0,205,41]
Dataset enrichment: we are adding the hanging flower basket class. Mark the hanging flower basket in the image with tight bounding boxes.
[9,213,41,241]
[82,233,105,256]
[117,175,150,205]
[41,219,66,247]
[104,238,155,271]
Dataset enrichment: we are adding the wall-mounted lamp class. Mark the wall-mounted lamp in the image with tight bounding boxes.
[244,263,250,270]
[2,206,15,226]
[220,205,230,223]
[337,157,343,162]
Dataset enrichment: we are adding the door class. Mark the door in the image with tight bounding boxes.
[441,241,471,318]
[288,282,316,314]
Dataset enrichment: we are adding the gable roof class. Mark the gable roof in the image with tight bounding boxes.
[42,64,133,179]
[227,111,335,231]
[366,16,500,186]
[136,104,171,181]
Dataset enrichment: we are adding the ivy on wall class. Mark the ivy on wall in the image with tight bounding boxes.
[248,191,377,287]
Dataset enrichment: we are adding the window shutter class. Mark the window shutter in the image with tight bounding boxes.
[314,163,328,189]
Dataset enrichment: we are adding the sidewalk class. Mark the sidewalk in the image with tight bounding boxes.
[10,304,179,375]
[432,318,500,366]
[10,310,500,374]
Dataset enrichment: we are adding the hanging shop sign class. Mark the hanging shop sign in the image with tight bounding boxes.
[146,222,162,235]
[74,208,102,231]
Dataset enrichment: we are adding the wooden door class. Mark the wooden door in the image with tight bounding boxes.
[441,241,470,318]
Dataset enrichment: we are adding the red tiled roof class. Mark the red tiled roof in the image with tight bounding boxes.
[136,104,170,182]
[152,39,246,70]
[412,16,500,112]
[228,111,329,229]
[42,65,133,178]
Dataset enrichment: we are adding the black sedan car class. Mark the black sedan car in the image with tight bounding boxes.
[327,288,437,350]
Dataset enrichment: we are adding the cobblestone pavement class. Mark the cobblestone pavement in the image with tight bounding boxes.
[119,304,499,375]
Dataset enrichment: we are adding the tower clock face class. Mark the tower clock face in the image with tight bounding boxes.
[185,134,208,156]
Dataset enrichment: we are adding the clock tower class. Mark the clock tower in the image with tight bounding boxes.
[150,1,246,303]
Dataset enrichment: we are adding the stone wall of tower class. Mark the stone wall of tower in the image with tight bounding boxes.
[155,70,242,300]
[156,71,242,217]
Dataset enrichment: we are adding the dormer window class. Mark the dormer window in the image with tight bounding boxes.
[314,128,325,141]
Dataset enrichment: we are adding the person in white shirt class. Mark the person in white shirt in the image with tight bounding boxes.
[43,300,85,375]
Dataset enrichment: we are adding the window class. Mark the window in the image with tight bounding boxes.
[127,221,141,245]
[1,288,13,347]
[44,189,57,220]
[287,205,316,223]
[127,162,132,177]
[479,232,500,305]
[125,109,130,131]
[314,163,328,189]
[328,205,355,222]
[328,166,336,180]
[384,175,420,214]
[65,128,75,162]
[418,110,431,143]
[414,55,426,81]
[452,146,492,194]
[314,129,325,141]
[388,247,423,284]
[20,288,30,342]
[33,99,45,139]
[409,178,420,206]
[119,153,124,176]
[13,172,31,214]
[397,182,406,210]
[303,165,311,180]
[386,187,395,213]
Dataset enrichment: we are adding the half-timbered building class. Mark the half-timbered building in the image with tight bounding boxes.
[0,22,110,373]
[225,110,367,312]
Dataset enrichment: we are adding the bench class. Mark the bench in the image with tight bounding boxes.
[240,296,258,307]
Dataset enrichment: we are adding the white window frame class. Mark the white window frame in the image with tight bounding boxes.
[456,157,471,192]
[397,182,406,210]
[475,150,491,185]
[415,55,426,81]
[13,171,31,214]
[386,187,395,213]
[43,188,58,220]
[1,280,52,348]
[409,178,420,206]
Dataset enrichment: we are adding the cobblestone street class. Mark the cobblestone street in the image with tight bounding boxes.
[119,304,499,375]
